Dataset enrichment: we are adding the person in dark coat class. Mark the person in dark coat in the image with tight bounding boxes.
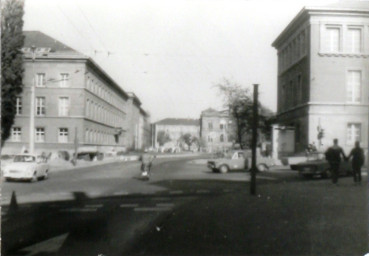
[325,139,347,184]
[347,141,365,184]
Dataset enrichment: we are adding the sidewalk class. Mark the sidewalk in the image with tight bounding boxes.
[127,176,368,256]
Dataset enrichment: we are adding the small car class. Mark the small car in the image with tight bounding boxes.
[207,150,275,173]
[290,152,352,178]
[3,154,50,182]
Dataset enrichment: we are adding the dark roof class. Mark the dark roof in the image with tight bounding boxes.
[156,118,200,126]
[23,31,80,54]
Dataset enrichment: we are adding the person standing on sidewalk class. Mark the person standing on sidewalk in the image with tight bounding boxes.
[347,141,365,185]
[325,139,347,184]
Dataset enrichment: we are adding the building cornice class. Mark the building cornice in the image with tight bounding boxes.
[272,6,369,49]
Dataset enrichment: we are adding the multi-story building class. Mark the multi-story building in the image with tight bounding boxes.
[125,92,151,150]
[2,31,148,155]
[272,1,369,158]
[200,108,233,152]
[152,118,200,149]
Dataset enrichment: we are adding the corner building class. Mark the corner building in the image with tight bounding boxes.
[3,31,148,155]
[272,2,369,157]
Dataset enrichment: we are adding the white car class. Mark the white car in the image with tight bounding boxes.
[3,154,50,182]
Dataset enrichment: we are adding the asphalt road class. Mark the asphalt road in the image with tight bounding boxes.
[2,157,367,256]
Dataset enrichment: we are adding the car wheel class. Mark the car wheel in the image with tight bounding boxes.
[219,165,229,174]
[322,169,332,179]
[30,172,38,183]
[43,170,49,180]
[257,164,267,172]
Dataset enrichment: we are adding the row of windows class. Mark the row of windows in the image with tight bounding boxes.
[16,97,70,116]
[207,123,227,130]
[280,70,363,111]
[11,127,69,143]
[279,30,307,72]
[280,74,303,110]
[34,73,70,87]
[86,75,125,111]
[86,99,125,127]
[85,129,117,145]
[321,24,366,54]
[11,127,119,145]
[207,134,227,143]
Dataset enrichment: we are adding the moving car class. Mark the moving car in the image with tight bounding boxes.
[3,154,50,182]
[290,152,352,178]
[207,150,275,173]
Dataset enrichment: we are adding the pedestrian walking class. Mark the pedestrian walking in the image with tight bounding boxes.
[347,141,365,185]
[325,139,347,184]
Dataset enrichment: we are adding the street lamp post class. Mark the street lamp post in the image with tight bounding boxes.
[29,45,36,154]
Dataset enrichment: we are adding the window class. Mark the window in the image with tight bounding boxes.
[208,136,212,142]
[220,124,224,130]
[58,97,70,116]
[347,71,361,103]
[58,128,68,143]
[208,122,213,130]
[60,73,69,87]
[36,73,45,87]
[347,28,361,53]
[347,123,361,145]
[220,134,224,142]
[35,127,45,142]
[11,127,21,142]
[325,27,340,52]
[36,97,46,116]
[16,97,22,115]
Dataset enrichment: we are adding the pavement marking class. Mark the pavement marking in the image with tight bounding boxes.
[134,207,172,212]
[19,233,69,256]
[169,190,183,195]
[113,191,129,196]
[120,203,139,208]
[156,203,174,207]
[85,204,103,208]
[60,208,98,212]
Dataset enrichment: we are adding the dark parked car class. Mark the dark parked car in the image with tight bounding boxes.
[290,152,352,178]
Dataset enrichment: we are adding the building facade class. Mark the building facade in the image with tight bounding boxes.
[272,2,369,158]
[125,93,151,150]
[200,108,233,152]
[3,31,148,155]
[152,118,200,149]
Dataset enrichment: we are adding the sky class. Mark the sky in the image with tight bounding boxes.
[23,0,338,122]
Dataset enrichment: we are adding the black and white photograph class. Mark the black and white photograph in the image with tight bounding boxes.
[1,0,368,255]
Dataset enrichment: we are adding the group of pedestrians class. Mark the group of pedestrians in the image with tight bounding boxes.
[325,139,365,185]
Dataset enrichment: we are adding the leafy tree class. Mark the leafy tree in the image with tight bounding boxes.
[1,0,25,147]
[215,78,273,148]
[157,130,171,146]
[180,133,193,148]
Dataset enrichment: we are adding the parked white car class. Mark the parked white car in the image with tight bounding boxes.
[3,154,50,182]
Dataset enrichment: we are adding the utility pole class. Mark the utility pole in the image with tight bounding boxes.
[29,45,36,154]
[250,84,259,195]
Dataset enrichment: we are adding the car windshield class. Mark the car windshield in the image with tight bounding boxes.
[13,155,36,163]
